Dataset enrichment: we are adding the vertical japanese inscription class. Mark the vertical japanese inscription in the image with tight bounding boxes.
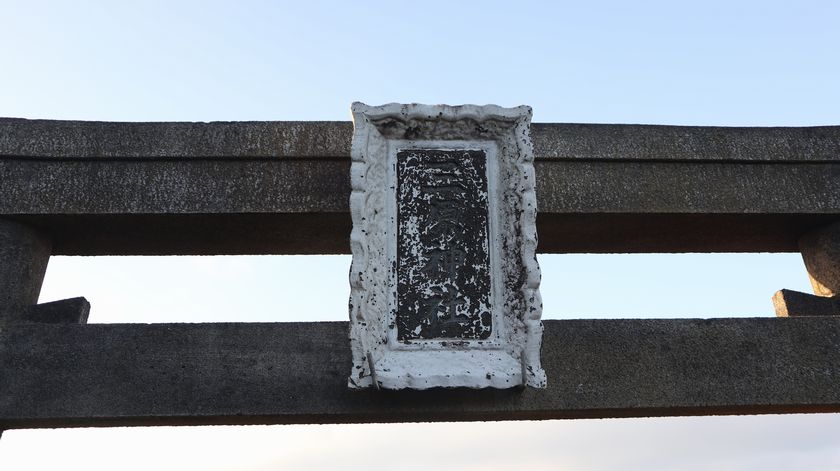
[396,149,493,340]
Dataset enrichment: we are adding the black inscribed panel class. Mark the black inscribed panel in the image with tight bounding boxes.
[396,149,493,340]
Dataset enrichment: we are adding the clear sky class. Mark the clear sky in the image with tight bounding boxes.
[1,1,839,469]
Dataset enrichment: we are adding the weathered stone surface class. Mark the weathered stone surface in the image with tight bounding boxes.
[1,119,839,255]
[0,118,352,158]
[348,103,544,389]
[532,124,840,162]
[800,221,840,297]
[27,297,90,324]
[4,118,840,163]
[7,160,837,218]
[0,219,51,322]
[0,117,837,430]
[773,289,839,317]
[0,318,838,429]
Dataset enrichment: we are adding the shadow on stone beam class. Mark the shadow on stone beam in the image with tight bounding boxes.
[773,289,840,317]
[27,297,90,324]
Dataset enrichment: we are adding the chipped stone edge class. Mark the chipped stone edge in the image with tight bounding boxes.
[348,102,546,389]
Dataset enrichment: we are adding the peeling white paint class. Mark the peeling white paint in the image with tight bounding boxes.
[348,103,546,389]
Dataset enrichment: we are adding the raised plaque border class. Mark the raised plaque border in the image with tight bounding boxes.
[348,103,546,389]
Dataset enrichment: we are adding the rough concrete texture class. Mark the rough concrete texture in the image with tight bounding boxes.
[0,318,839,429]
[3,118,840,162]
[2,119,840,255]
[800,221,840,296]
[2,159,840,255]
[0,119,837,429]
[0,119,352,158]
[0,219,51,322]
[27,297,90,324]
[531,124,840,162]
[4,159,838,216]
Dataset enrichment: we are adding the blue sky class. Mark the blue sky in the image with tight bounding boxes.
[1,1,839,469]
[3,1,839,125]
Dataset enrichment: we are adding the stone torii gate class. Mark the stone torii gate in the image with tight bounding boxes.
[1,118,839,435]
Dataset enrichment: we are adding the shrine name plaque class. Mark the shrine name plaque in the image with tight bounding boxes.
[396,148,493,341]
[349,103,546,390]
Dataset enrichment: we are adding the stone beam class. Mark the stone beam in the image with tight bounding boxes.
[4,119,840,161]
[1,318,838,430]
[2,119,839,255]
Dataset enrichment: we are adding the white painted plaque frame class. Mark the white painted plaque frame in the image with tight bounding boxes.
[348,103,545,389]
